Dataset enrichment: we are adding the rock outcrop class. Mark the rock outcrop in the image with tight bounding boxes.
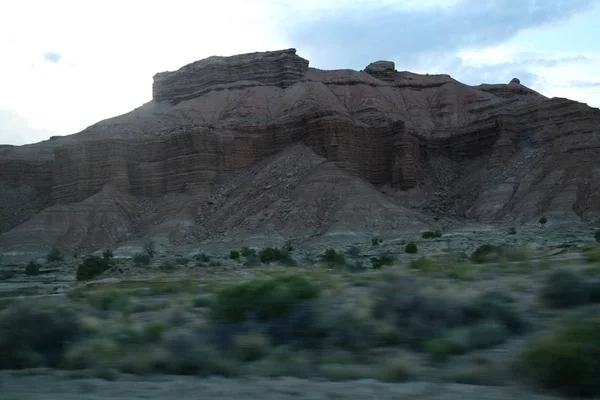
[152,48,309,104]
[1,48,599,257]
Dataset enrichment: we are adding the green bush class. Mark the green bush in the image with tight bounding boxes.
[194,253,210,262]
[319,248,346,267]
[175,257,190,265]
[508,227,517,235]
[595,230,600,243]
[0,300,81,369]
[230,250,240,260]
[470,244,502,263]
[133,253,151,266]
[421,230,442,239]
[259,247,281,263]
[520,318,600,397]
[373,277,524,350]
[541,269,589,308]
[102,249,113,260]
[585,246,600,263]
[405,242,418,254]
[160,260,176,271]
[143,240,156,258]
[25,260,41,276]
[161,330,228,376]
[46,248,63,262]
[211,275,320,323]
[424,338,456,362]
[283,240,294,252]
[76,255,114,281]
[241,247,256,258]
[408,257,435,272]
[232,333,270,362]
[257,247,296,266]
[539,216,547,225]
[345,246,361,258]
[372,237,382,246]
[371,253,394,269]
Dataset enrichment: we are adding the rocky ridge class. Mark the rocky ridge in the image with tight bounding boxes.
[1,48,599,257]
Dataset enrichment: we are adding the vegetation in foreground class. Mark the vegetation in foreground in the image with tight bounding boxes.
[2,235,600,397]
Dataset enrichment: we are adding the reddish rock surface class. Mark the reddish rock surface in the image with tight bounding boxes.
[1,48,599,256]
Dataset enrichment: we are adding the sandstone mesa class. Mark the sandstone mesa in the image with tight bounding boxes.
[1,48,599,258]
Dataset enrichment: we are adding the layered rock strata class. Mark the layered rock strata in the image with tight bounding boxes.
[1,49,599,254]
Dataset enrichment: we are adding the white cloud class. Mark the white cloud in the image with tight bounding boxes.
[0,0,598,145]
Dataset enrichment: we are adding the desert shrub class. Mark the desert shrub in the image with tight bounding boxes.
[468,291,526,334]
[466,321,509,349]
[143,240,156,258]
[508,227,517,235]
[424,338,456,362]
[586,246,600,263]
[405,242,418,254]
[232,333,270,361]
[243,253,260,267]
[381,358,412,382]
[211,275,320,324]
[541,269,589,308]
[258,247,281,263]
[133,253,151,266]
[142,323,168,343]
[408,257,435,272]
[160,260,176,271]
[0,300,81,369]
[371,253,394,269]
[230,250,240,260]
[161,330,227,376]
[520,318,600,397]
[372,237,383,246]
[46,247,63,262]
[86,290,130,311]
[469,244,528,264]
[76,255,114,281]
[194,253,210,262]
[318,248,346,267]
[539,216,547,225]
[320,364,374,381]
[345,246,361,258]
[257,247,296,266]
[470,244,502,263]
[283,240,294,252]
[175,257,189,265]
[421,230,442,239]
[596,230,600,243]
[372,276,524,350]
[25,260,41,276]
[62,338,119,370]
[347,261,366,272]
[241,247,256,258]
[102,249,113,260]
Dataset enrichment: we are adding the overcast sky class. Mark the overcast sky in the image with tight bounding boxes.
[1,0,599,145]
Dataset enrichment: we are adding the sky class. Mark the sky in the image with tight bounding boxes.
[1,0,599,145]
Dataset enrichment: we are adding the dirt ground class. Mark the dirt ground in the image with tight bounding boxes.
[0,371,561,400]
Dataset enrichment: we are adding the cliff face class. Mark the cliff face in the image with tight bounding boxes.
[152,48,310,103]
[1,48,599,256]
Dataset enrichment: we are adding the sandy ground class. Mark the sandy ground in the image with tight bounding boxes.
[0,371,562,400]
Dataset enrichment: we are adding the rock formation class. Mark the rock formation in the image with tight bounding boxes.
[1,48,599,257]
